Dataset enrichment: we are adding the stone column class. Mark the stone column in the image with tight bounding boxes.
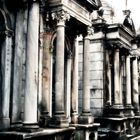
[125,54,134,116]
[105,49,112,106]
[49,10,70,128]
[126,54,132,106]
[65,54,72,121]
[71,37,79,124]
[23,0,39,129]
[11,7,28,126]
[38,9,46,127]
[0,32,12,130]
[78,27,94,124]
[119,56,123,105]
[132,44,140,115]
[114,48,123,106]
[40,31,52,127]
[111,48,124,117]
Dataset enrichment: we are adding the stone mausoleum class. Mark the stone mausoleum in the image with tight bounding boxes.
[0,0,140,140]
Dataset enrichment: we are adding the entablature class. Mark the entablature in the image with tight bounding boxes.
[47,0,99,26]
[106,24,135,50]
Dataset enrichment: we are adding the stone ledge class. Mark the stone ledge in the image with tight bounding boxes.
[0,127,75,139]
[98,117,127,121]
[134,116,140,119]
[70,123,100,128]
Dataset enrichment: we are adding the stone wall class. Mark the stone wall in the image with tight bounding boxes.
[78,38,105,117]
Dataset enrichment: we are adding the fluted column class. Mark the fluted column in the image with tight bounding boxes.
[78,27,94,124]
[132,44,140,115]
[0,32,13,130]
[23,0,39,129]
[49,10,70,128]
[71,37,79,124]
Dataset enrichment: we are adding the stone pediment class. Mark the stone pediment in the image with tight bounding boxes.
[106,24,134,49]
[48,0,100,26]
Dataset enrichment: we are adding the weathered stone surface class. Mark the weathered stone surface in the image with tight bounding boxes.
[91,108,103,117]
[11,8,28,125]
[90,43,104,52]
[23,1,39,126]
[90,52,104,61]
[90,99,103,108]
[90,89,103,99]
[90,61,104,70]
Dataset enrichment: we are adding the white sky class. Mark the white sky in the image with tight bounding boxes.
[107,0,140,30]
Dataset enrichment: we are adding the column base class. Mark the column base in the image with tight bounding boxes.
[71,112,78,124]
[49,114,69,128]
[0,118,10,130]
[78,112,94,124]
[134,110,140,116]
[124,105,134,117]
[21,123,40,132]
[39,114,51,127]
[104,105,124,117]
[10,121,23,129]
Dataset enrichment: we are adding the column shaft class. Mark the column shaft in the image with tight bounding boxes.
[78,28,94,124]
[106,49,112,105]
[40,32,52,126]
[125,54,134,117]
[71,37,79,124]
[55,21,65,114]
[132,57,139,115]
[119,57,123,105]
[0,36,12,130]
[65,56,72,120]
[12,8,28,125]
[23,1,39,127]
[126,55,132,105]
[83,36,91,112]
[114,48,122,105]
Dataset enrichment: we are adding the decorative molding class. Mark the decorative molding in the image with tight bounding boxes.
[51,10,70,25]
[87,26,94,36]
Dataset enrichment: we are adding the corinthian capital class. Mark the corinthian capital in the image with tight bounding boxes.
[51,10,70,25]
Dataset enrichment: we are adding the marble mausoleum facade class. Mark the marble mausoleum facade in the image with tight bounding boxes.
[0,0,140,140]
